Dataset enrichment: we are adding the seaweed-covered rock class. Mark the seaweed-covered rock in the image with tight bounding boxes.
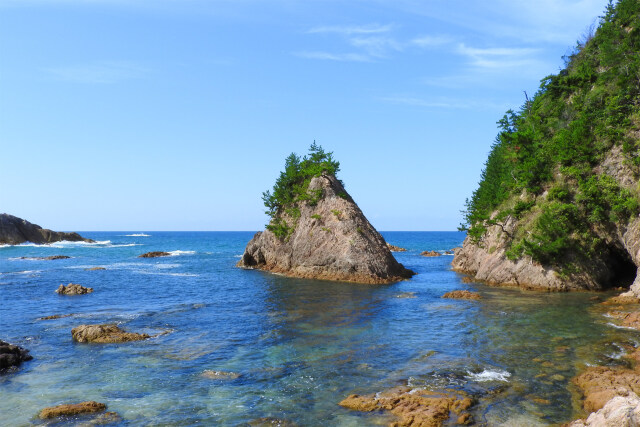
[442,290,482,300]
[56,283,93,295]
[39,401,107,419]
[71,324,149,343]
[0,340,33,372]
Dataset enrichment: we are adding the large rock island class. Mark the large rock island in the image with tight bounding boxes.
[0,213,93,245]
[454,4,639,293]
[237,144,414,284]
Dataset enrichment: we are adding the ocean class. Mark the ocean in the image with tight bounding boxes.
[1,231,637,426]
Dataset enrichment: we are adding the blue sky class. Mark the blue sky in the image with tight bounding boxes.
[0,0,607,231]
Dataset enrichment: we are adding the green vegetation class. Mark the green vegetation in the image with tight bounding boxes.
[311,214,322,220]
[461,0,640,268]
[263,143,341,239]
[331,210,342,219]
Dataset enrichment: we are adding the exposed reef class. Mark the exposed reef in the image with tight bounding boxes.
[71,324,150,343]
[0,340,33,373]
[56,283,94,295]
[0,213,93,245]
[138,251,171,258]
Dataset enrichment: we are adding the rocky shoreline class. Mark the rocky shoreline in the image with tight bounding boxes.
[0,213,93,245]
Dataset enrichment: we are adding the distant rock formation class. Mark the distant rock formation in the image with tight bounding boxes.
[442,290,481,301]
[138,251,171,258]
[0,340,33,372]
[420,250,441,257]
[238,175,414,284]
[56,283,93,295]
[387,243,407,252]
[71,324,150,343]
[0,213,93,245]
[20,255,71,260]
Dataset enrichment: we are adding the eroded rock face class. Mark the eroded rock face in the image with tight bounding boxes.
[568,392,640,426]
[339,386,474,427]
[237,175,414,284]
[0,213,93,245]
[56,283,93,295]
[442,290,481,301]
[0,340,33,372]
[573,366,640,413]
[387,244,407,252]
[138,251,171,258]
[71,324,150,343]
[39,401,107,419]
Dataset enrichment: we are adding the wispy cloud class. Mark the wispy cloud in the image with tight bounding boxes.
[293,51,371,62]
[380,95,506,111]
[410,35,452,48]
[456,43,540,69]
[46,61,148,84]
[307,24,393,35]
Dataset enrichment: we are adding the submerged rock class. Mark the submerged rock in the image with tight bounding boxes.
[0,213,93,245]
[607,311,640,330]
[202,370,240,380]
[247,417,298,427]
[85,267,106,271]
[568,392,640,426]
[237,174,414,284]
[0,340,33,372]
[339,385,474,427]
[442,290,482,301]
[20,255,71,260]
[39,401,107,419]
[420,250,442,257]
[38,314,73,320]
[138,251,171,258]
[387,243,407,252]
[72,324,150,343]
[56,283,93,295]
[602,294,640,305]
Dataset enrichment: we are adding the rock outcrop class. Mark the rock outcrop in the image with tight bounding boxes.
[339,386,474,426]
[20,255,71,260]
[39,401,107,419]
[138,251,171,258]
[71,324,150,343]
[238,175,414,284]
[0,340,33,372]
[567,392,640,426]
[56,283,93,295]
[0,213,93,245]
[387,243,407,252]
[442,290,482,301]
[573,364,640,413]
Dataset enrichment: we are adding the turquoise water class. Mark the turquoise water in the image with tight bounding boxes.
[1,231,639,426]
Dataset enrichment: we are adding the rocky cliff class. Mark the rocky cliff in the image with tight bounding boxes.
[238,174,414,284]
[454,1,640,292]
[0,213,93,245]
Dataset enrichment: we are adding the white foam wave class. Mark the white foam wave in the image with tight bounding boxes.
[234,255,242,258]
[606,322,638,330]
[108,243,144,247]
[136,271,198,277]
[168,250,196,256]
[154,264,181,269]
[466,369,511,382]
[1,270,41,275]
[125,233,151,237]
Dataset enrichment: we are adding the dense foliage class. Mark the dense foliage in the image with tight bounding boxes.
[461,0,640,267]
[262,143,340,239]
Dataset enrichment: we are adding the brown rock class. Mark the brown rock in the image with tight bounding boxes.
[38,314,73,320]
[442,290,482,301]
[603,295,640,305]
[201,370,240,380]
[39,401,106,419]
[237,175,414,284]
[56,283,93,295]
[138,251,171,258]
[420,250,442,257]
[71,324,150,343]
[608,311,640,330]
[0,340,33,372]
[339,386,474,427]
[387,243,407,252]
[85,267,106,271]
[573,366,640,412]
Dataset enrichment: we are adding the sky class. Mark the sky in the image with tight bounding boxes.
[0,0,608,231]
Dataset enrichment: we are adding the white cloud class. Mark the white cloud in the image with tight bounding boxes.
[293,51,371,62]
[46,61,148,84]
[410,35,452,48]
[307,24,393,35]
[380,95,506,111]
[456,43,541,69]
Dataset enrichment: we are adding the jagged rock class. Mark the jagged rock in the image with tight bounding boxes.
[138,251,171,258]
[442,290,482,300]
[39,401,107,419]
[201,370,240,380]
[339,385,474,427]
[20,255,71,260]
[0,213,93,245]
[420,250,442,257]
[56,283,93,295]
[0,340,33,372]
[567,392,640,426]
[387,243,407,252]
[85,267,106,271]
[238,175,414,284]
[573,366,640,412]
[71,324,150,343]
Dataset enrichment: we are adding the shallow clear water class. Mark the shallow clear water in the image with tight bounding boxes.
[1,231,638,426]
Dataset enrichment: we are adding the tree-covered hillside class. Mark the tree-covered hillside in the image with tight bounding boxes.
[461,0,640,271]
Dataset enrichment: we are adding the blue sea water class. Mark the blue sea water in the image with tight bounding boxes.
[1,231,639,426]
